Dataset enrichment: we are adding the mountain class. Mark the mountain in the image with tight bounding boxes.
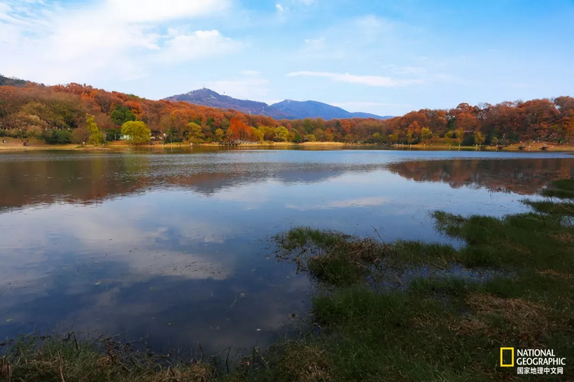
[270,100,391,120]
[165,89,393,120]
[164,88,292,119]
[0,74,28,87]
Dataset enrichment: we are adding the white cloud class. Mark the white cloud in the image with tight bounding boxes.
[105,0,231,23]
[158,29,242,63]
[287,71,424,87]
[0,0,237,84]
[275,3,285,13]
[287,197,389,211]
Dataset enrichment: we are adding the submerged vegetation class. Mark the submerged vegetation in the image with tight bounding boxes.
[2,180,574,381]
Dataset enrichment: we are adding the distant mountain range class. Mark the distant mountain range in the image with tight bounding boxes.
[0,74,28,87]
[0,75,393,121]
[164,88,393,121]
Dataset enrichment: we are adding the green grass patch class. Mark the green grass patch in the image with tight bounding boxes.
[266,181,574,380]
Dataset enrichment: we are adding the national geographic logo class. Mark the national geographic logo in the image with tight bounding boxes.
[500,347,515,367]
[500,347,566,376]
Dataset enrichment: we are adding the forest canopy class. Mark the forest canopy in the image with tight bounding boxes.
[0,82,573,146]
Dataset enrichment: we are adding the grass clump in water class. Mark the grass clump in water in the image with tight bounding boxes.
[541,179,574,199]
[274,228,459,287]
[267,178,574,381]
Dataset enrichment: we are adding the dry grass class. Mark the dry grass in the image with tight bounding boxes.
[551,232,574,244]
[539,269,574,281]
[274,343,331,382]
[462,294,549,339]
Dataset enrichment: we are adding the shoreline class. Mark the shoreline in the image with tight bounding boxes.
[1,138,574,153]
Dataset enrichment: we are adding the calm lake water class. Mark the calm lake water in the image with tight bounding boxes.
[0,148,573,354]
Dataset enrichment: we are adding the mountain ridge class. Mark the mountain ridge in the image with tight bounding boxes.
[0,74,29,87]
[164,89,393,120]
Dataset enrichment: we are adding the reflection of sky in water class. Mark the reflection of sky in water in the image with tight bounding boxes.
[0,149,573,354]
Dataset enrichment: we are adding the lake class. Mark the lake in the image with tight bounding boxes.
[0,148,573,355]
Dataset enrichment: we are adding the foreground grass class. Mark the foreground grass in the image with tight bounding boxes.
[268,180,574,381]
[2,181,574,381]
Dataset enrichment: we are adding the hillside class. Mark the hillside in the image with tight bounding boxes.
[164,88,292,120]
[165,89,392,120]
[0,74,28,87]
[270,99,391,120]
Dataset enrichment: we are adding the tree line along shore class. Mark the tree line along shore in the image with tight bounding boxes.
[1,82,573,148]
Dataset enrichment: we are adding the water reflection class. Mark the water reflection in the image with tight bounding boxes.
[0,151,385,210]
[388,158,574,195]
[1,149,573,354]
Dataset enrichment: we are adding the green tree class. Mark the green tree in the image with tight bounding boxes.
[121,121,150,144]
[303,118,313,134]
[474,131,485,146]
[274,126,289,142]
[42,129,72,144]
[86,114,103,145]
[293,132,303,143]
[305,134,316,142]
[444,130,455,146]
[111,105,136,126]
[251,127,264,142]
[420,127,432,144]
[185,122,204,142]
[455,127,465,146]
[215,128,225,142]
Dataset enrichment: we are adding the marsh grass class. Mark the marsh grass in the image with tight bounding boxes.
[0,335,224,382]
[265,179,574,381]
[541,179,574,199]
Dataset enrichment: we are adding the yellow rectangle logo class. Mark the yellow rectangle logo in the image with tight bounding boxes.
[500,347,514,367]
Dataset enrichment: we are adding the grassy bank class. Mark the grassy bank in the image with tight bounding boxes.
[0,138,353,152]
[2,181,574,381]
[3,137,574,152]
[398,142,574,152]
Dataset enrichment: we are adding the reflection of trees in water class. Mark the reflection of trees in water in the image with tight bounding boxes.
[388,158,574,195]
[5,154,573,210]
[0,154,383,209]
[0,155,149,210]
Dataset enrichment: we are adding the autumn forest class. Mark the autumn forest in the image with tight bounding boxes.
[1,82,573,146]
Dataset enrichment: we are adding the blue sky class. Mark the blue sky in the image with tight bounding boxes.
[1,0,573,115]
